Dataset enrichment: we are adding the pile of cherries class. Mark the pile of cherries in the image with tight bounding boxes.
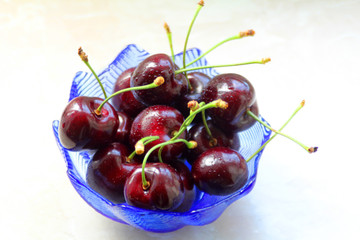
[58,1,316,212]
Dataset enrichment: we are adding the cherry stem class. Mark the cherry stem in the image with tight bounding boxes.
[94,76,164,115]
[141,139,197,189]
[246,106,317,154]
[175,58,271,74]
[157,100,224,162]
[164,22,175,63]
[246,101,306,162]
[127,136,160,162]
[200,102,214,140]
[185,30,255,67]
[78,47,108,99]
[175,99,228,141]
[157,101,200,161]
[182,0,205,90]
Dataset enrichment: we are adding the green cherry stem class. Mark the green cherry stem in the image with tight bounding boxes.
[175,58,271,74]
[185,99,228,126]
[246,106,318,154]
[135,136,160,155]
[157,101,200,162]
[183,100,202,129]
[201,105,216,142]
[182,0,205,90]
[173,99,228,140]
[246,100,307,162]
[141,139,197,189]
[127,136,160,162]
[164,22,175,63]
[183,0,204,68]
[94,76,164,116]
[78,47,108,99]
[157,100,225,162]
[190,100,215,144]
[127,151,137,163]
[185,29,255,67]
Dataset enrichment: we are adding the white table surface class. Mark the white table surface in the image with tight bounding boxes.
[1,0,360,239]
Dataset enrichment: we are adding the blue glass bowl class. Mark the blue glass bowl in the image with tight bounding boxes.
[52,44,272,232]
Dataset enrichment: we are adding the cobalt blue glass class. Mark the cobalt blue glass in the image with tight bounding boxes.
[52,44,272,232]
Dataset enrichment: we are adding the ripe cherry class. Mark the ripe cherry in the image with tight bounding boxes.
[130,54,188,106]
[201,73,259,133]
[186,121,240,164]
[176,71,211,120]
[59,96,119,150]
[191,147,248,195]
[111,67,147,118]
[129,105,186,162]
[86,142,140,203]
[113,111,132,145]
[124,162,184,211]
[170,160,196,212]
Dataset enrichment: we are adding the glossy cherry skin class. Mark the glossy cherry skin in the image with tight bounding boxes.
[186,121,240,164]
[124,162,185,211]
[130,54,188,106]
[129,105,186,162]
[170,160,196,212]
[111,67,147,118]
[113,111,132,145]
[59,96,119,150]
[191,147,248,196]
[201,73,259,133]
[176,72,211,120]
[86,142,140,203]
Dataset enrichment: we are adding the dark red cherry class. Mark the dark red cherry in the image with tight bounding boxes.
[113,111,132,145]
[111,67,147,118]
[130,54,188,106]
[176,72,211,119]
[170,160,196,212]
[86,142,140,203]
[129,105,186,162]
[124,162,185,211]
[59,96,119,150]
[201,73,259,133]
[186,121,240,164]
[191,147,248,196]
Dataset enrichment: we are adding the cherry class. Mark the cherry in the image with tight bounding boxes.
[129,105,186,162]
[130,54,188,106]
[191,147,248,196]
[86,142,140,203]
[176,72,211,120]
[201,73,259,133]
[124,162,184,211]
[187,72,211,100]
[113,111,132,145]
[111,67,147,118]
[59,96,119,150]
[170,160,196,212]
[186,120,240,164]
